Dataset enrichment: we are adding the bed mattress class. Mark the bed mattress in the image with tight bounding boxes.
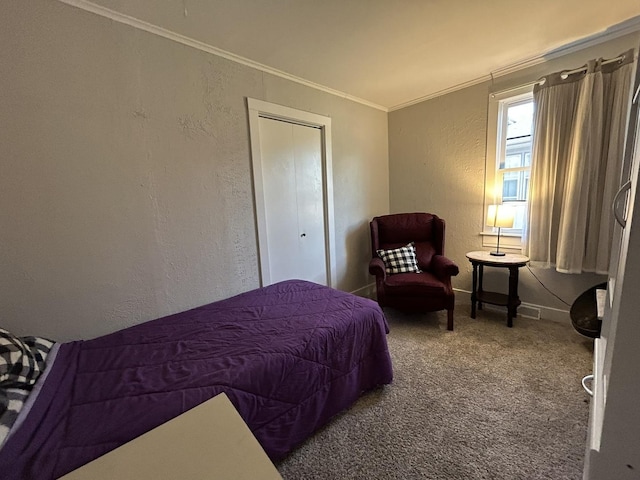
[0,280,393,479]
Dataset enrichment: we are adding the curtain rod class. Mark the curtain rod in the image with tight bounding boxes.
[559,53,627,79]
[490,53,630,98]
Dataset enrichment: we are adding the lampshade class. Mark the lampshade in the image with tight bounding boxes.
[486,204,515,229]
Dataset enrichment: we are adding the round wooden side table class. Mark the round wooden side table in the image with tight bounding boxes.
[466,251,530,327]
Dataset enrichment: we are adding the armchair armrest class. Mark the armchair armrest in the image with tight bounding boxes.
[369,257,387,278]
[432,255,459,279]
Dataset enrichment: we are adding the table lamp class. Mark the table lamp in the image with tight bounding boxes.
[486,204,515,256]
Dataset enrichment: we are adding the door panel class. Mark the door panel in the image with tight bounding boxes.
[292,123,327,285]
[259,118,301,283]
[258,117,327,285]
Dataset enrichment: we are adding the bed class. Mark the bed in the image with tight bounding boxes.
[0,279,393,479]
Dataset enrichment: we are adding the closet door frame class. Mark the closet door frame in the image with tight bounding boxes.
[247,98,336,287]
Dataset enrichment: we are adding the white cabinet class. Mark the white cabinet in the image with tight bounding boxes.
[583,82,640,479]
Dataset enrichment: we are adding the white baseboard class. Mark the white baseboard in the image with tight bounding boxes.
[453,288,570,323]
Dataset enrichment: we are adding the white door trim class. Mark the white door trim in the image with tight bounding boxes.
[247,98,337,287]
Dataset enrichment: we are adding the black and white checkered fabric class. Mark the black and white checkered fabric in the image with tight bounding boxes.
[0,328,54,442]
[0,388,29,446]
[0,328,54,390]
[376,242,422,274]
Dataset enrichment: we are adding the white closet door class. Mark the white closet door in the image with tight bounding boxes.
[259,117,327,285]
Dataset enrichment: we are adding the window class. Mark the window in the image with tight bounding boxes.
[483,86,535,247]
[498,98,533,231]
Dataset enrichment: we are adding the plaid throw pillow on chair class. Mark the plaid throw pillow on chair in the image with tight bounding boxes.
[376,242,422,274]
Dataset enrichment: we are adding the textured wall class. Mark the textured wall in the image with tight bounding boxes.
[389,32,640,315]
[0,1,388,341]
[389,81,489,289]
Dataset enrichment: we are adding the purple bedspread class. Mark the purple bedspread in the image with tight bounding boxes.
[0,280,393,479]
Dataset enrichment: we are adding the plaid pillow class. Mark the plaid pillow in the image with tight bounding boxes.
[0,388,29,447]
[0,328,54,390]
[377,242,422,274]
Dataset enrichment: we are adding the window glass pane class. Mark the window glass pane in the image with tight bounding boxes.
[504,154,522,169]
[501,170,531,202]
[502,172,519,200]
[502,137,531,169]
[501,202,527,231]
[506,102,533,139]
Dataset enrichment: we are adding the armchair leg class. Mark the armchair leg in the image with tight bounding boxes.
[447,309,454,331]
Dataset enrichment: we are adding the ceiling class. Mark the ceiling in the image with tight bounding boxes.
[79,0,640,110]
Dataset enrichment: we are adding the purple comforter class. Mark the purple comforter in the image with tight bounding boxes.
[0,280,393,479]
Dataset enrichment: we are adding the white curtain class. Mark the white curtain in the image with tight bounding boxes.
[524,50,635,274]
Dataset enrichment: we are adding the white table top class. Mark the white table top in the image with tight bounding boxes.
[60,393,282,480]
[465,250,530,265]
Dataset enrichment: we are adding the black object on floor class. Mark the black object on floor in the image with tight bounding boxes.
[570,282,607,338]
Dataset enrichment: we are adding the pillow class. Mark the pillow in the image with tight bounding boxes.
[0,388,29,447]
[0,328,53,390]
[376,242,422,274]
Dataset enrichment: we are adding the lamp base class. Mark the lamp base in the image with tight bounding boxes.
[490,251,506,257]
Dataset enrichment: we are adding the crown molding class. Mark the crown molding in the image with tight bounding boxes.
[491,15,640,79]
[388,75,493,112]
[390,15,640,112]
[53,1,640,114]
[57,0,388,112]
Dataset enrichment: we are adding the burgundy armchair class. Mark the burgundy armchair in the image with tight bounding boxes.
[369,213,459,330]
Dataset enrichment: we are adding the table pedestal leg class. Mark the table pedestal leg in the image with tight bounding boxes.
[478,264,484,311]
[471,262,478,319]
[507,265,520,328]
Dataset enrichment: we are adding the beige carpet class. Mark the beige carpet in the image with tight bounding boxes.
[276,305,593,480]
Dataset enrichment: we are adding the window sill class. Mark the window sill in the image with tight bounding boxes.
[478,231,522,238]
[479,231,523,251]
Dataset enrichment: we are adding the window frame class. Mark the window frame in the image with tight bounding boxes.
[482,85,534,251]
